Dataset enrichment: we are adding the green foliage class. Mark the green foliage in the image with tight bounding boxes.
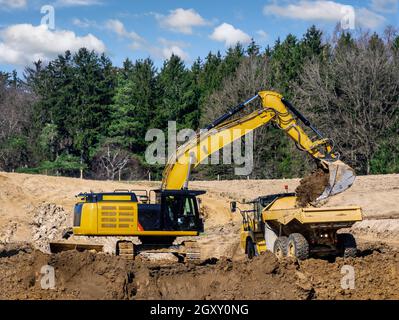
[2,25,398,179]
[370,142,399,174]
[153,54,199,130]
[25,48,117,166]
[108,58,156,153]
[16,154,86,175]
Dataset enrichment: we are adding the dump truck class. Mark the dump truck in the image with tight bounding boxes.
[231,192,363,260]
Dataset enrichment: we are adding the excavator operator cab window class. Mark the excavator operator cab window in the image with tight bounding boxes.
[163,195,199,231]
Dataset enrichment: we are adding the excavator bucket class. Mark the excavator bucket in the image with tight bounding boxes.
[317,160,356,201]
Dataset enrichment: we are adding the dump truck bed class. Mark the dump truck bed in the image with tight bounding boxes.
[262,195,362,226]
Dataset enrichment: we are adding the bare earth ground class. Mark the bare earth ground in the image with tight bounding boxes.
[1,172,399,300]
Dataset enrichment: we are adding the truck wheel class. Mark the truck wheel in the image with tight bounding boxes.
[287,233,309,260]
[246,238,255,259]
[273,236,288,259]
[337,233,357,258]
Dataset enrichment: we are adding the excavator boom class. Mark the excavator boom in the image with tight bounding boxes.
[162,91,355,201]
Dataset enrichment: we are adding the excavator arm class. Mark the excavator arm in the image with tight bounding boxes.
[161,91,355,201]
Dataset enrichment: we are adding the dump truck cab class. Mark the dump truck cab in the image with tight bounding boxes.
[232,193,362,260]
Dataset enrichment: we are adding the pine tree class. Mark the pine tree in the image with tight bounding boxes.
[108,58,157,153]
[246,39,261,56]
[154,54,198,130]
[301,25,324,58]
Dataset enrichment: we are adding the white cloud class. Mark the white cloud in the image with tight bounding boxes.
[105,19,142,41]
[356,8,387,29]
[264,1,346,21]
[256,29,268,41]
[55,0,101,7]
[160,45,189,60]
[157,8,208,34]
[155,38,190,60]
[72,18,98,28]
[0,0,26,9]
[263,0,386,29]
[0,24,106,66]
[210,23,251,47]
[105,19,190,61]
[371,0,398,13]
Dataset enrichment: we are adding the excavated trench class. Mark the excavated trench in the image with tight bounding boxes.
[1,243,399,300]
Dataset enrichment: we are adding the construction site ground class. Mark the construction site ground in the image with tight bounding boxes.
[1,172,399,300]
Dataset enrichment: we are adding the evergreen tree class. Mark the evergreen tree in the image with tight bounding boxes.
[154,54,198,130]
[301,25,324,58]
[246,39,261,56]
[108,58,157,153]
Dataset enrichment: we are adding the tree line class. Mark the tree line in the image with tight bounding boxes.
[0,25,398,180]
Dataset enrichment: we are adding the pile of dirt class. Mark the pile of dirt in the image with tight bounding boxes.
[136,247,399,300]
[0,222,18,245]
[0,245,135,299]
[295,169,329,207]
[350,218,399,245]
[31,203,69,253]
[134,252,308,300]
[2,244,398,300]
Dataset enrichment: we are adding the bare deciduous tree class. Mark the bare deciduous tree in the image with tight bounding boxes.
[200,56,308,179]
[294,31,399,174]
[0,74,36,170]
[96,143,130,180]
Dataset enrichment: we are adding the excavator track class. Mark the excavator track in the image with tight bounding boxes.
[182,241,201,262]
[116,241,134,260]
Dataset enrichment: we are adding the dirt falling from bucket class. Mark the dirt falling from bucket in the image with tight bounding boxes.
[295,169,329,207]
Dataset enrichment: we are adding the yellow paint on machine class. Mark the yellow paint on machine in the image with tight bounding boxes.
[102,195,132,201]
[262,196,362,225]
[73,200,199,237]
[73,200,139,236]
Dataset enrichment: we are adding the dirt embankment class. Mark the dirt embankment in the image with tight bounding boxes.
[0,245,136,300]
[1,244,398,300]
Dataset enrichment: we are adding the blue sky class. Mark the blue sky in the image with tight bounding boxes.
[0,0,398,74]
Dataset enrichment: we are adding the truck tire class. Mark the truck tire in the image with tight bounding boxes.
[246,238,255,259]
[287,233,309,260]
[273,236,288,259]
[337,233,357,258]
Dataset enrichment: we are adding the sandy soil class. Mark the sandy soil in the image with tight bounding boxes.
[1,171,399,300]
[1,243,398,300]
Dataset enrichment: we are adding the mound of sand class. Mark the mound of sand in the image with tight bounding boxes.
[1,244,399,300]
[0,246,135,300]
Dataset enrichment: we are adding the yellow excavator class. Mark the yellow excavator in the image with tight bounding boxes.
[50,91,357,260]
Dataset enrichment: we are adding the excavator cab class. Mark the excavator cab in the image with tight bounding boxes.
[152,189,205,233]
